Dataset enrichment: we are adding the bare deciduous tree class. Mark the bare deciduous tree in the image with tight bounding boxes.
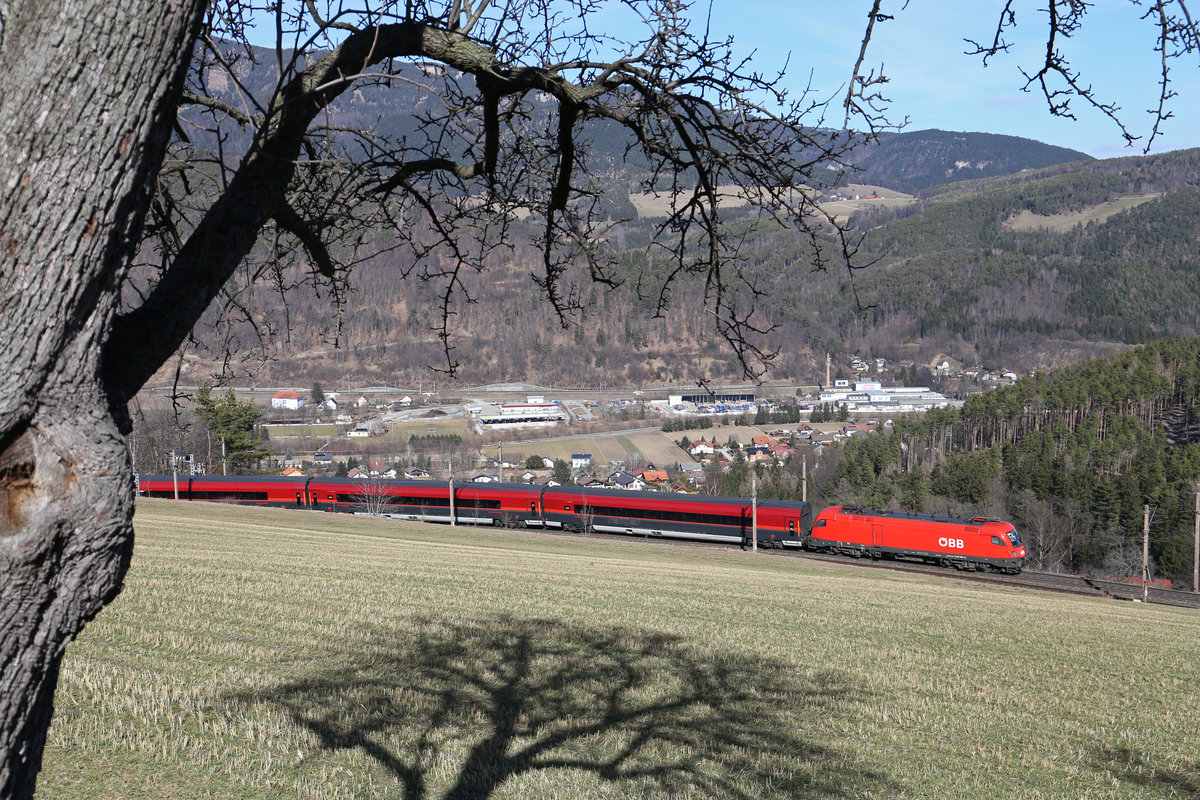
[2,1,1197,796]
[353,475,393,517]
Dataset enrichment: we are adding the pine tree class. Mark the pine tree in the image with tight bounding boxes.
[552,459,575,485]
[193,385,270,475]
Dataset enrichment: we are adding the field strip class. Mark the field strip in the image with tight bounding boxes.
[44,498,1200,800]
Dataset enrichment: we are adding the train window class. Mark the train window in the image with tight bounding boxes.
[813,519,826,528]
[189,491,268,501]
[580,504,744,527]
[1007,529,1023,547]
[788,520,795,532]
[991,536,1004,546]
[456,498,501,509]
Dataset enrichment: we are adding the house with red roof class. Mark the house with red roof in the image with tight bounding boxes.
[271,390,305,411]
[635,468,669,484]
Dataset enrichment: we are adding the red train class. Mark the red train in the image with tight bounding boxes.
[135,476,1025,572]
[808,506,1025,573]
[135,475,811,549]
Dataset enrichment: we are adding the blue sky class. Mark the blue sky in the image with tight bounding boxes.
[706,1,1200,158]
[249,1,1198,158]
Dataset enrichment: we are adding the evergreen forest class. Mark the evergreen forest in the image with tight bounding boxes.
[820,338,1200,586]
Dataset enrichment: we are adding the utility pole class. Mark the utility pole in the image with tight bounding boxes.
[498,442,504,483]
[1142,504,1151,604]
[801,453,811,503]
[751,470,758,553]
[171,449,179,500]
[449,472,456,527]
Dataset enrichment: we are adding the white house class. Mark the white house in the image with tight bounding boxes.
[271,390,304,410]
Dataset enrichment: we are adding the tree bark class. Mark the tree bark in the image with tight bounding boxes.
[0,1,205,796]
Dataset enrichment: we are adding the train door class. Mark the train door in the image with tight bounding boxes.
[871,523,883,550]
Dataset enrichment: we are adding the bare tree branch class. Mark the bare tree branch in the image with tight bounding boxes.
[961,0,1200,153]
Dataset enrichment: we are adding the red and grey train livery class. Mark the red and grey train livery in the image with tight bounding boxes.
[136,475,1025,572]
[136,475,811,549]
[808,505,1026,573]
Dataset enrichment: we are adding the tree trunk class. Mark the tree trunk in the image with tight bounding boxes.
[0,1,205,796]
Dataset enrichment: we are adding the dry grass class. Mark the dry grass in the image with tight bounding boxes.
[628,183,913,223]
[1004,194,1161,233]
[384,416,474,439]
[265,422,341,437]
[38,500,1200,799]
[487,424,774,470]
[621,431,695,467]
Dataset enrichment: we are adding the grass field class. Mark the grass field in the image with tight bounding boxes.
[629,183,912,221]
[265,423,342,438]
[1004,193,1162,233]
[384,416,473,440]
[39,500,1200,799]
[487,432,661,469]
[489,425,780,470]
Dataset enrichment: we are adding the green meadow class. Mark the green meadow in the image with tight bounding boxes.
[38,500,1200,799]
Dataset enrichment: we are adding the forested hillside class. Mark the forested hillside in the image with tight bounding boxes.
[827,337,1200,585]
[853,129,1091,192]
[162,140,1200,390]
[154,43,1134,390]
[841,149,1200,367]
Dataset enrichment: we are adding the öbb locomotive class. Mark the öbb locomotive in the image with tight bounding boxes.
[809,506,1025,574]
[136,475,1025,572]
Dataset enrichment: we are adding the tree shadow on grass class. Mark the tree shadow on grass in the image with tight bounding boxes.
[1093,744,1200,797]
[235,615,894,799]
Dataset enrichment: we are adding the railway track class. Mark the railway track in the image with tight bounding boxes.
[152,492,1200,610]
[531,524,1200,609]
[768,546,1200,609]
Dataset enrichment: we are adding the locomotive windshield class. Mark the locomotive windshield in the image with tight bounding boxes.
[1006,528,1023,547]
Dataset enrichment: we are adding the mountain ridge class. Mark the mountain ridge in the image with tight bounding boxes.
[854,128,1092,192]
[159,45,1194,389]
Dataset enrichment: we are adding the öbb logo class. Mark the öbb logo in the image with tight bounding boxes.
[938,537,965,549]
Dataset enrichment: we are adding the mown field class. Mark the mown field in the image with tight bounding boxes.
[1003,193,1162,233]
[488,424,780,470]
[38,500,1200,799]
[629,183,912,221]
